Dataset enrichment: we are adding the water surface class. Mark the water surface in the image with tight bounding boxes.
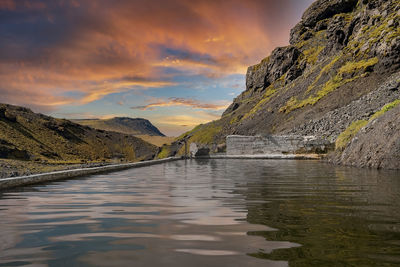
[0,159,399,266]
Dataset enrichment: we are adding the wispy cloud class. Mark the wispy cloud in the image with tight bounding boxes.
[131,97,229,111]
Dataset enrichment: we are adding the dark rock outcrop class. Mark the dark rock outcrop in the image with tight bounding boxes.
[290,0,358,44]
[195,147,210,157]
[245,46,302,92]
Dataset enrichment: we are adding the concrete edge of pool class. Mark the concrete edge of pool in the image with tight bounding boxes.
[0,157,182,190]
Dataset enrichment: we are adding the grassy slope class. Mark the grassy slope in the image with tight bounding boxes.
[136,135,175,147]
[0,104,158,162]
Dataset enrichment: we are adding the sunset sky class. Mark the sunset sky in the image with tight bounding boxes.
[0,0,314,136]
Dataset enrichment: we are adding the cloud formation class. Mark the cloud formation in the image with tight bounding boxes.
[131,98,229,111]
[0,0,313,112]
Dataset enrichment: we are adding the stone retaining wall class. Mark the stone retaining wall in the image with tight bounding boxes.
[0,157,180,190]
[226,135,333,155]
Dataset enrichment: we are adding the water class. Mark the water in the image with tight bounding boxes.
[0,159,399,266]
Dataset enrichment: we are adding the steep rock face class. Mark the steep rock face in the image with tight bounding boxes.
[174,0,400,169]
[284,72,400,140]
[290,0,359,44]
[330,104,400,169]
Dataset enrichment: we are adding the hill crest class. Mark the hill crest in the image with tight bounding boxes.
[73,117,165,137]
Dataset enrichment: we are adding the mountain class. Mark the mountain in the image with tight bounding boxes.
[73,117,165,137]
[0,104,158,162]
[171,0,400,169]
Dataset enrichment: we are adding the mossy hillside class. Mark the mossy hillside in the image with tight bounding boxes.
[240,84,277,122]
[302,45,325,64]
[277,2,399,115]
[157,145,170,159]
[176,124,202,140]
[346,5,400,59]
[335,120,368,151]
[186,122,222,145]
[280,57,379,113]
[369,99,400,121]
[335,99,400,150]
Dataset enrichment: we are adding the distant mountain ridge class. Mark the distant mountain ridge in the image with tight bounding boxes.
[73,117,165,137]
[0,104,157,161]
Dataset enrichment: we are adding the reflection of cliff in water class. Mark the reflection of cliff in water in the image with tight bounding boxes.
[237,160,400,265]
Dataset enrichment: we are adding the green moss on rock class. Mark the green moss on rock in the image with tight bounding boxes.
[336,120,368,151]
[370,99,400,121]
[157,145,170,159]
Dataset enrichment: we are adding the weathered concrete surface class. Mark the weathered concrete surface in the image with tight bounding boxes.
[226,135,333,155]
[197,154,321,160]
[0,157,180,190]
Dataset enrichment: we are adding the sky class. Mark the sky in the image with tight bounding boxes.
[0,0,314,136]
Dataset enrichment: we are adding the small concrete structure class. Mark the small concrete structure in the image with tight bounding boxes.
[226,135,333,155]
[0,157,180,190]
[189,143,198,158]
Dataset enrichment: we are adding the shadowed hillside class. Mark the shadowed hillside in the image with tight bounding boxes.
[73,117,165,136]
[73,117,175,147]
[0,104,158,162]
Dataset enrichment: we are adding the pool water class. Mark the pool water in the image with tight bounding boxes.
[0,159,399,266]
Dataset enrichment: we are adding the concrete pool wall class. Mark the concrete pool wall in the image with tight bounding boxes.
[0,157,181,190]
[226,135,333,155]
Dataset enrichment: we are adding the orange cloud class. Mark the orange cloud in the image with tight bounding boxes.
[131,98,229,111]
[79,80,177,104]
[0,0,312,112]
[0,0,15,10]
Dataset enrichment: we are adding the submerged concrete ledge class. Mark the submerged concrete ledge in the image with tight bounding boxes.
[197,154,322,160]
[0,157,181,190]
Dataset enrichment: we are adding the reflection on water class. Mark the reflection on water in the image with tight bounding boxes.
[0,159,399,266]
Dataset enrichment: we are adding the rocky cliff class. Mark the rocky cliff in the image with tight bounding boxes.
[173,0,400,169]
